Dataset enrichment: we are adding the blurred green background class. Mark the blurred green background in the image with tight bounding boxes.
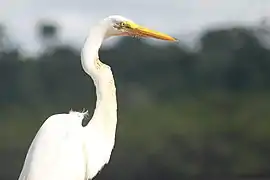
[1,16,270,180]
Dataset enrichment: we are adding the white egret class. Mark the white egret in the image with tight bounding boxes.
[18,15,176,180]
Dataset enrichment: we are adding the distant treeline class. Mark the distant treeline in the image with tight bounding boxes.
[1,26,270,107]
[1,24,270,180]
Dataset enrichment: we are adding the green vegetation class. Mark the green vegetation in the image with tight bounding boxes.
[0,22,270,180]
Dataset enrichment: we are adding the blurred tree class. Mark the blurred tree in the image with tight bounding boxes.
[0,50,21,107]
[0,24,6,52]
[197,27,270,91]
[0,24,16,54]
[36,20,61,53]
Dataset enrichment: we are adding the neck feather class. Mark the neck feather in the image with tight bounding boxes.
[81,21,107,75]
[81,20,117,138]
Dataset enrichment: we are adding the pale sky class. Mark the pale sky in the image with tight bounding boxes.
[1,0,270,53]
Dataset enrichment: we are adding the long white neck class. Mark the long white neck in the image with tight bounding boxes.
[81,20,117,143]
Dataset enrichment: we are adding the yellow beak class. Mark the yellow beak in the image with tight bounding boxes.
[126,21,177,42]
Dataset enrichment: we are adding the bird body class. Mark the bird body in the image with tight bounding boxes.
[18,113,86,180]
[19,111,117,180]
[18,15,176,180]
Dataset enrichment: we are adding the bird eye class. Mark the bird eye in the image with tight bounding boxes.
[120,22,125,27]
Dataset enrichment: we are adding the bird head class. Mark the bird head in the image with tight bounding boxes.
[104,15,177,41]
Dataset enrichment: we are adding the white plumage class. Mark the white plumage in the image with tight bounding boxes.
[18,15,176,180]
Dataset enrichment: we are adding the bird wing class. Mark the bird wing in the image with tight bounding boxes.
[18,114,87,180]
